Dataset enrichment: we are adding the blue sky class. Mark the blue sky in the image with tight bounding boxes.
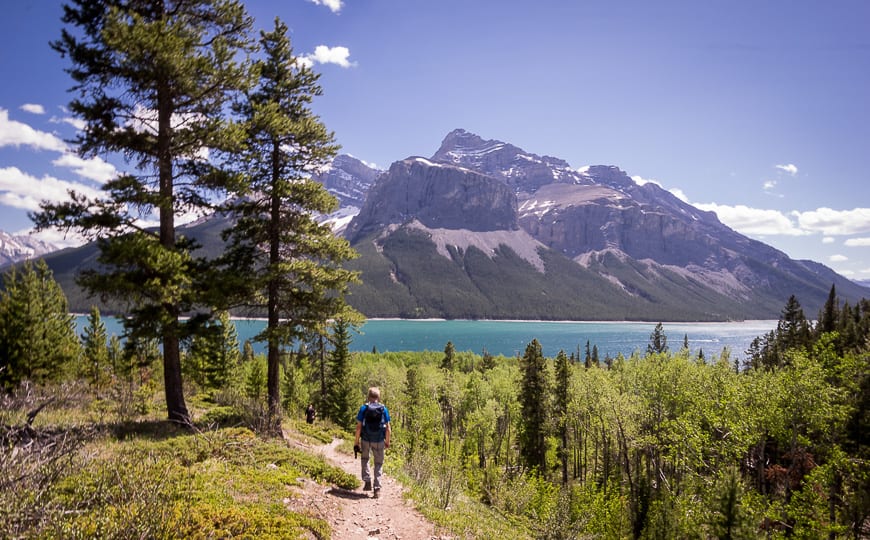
[1,0,869,282]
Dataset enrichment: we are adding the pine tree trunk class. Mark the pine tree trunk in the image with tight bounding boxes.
[158,75,188,425]
[266,146,282,433]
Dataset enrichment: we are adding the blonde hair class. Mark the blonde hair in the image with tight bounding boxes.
[367,387,381,401]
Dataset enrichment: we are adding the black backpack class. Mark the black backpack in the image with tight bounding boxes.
[362,403,385,442]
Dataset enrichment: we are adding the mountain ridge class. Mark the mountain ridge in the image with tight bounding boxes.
[21,128,870,320]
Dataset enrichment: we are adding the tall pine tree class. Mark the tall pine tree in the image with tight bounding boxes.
[323,318,355,427]
[518,339,549,473]
[35,0,254,423]
[218,19,360,431]
[0,260,80,388]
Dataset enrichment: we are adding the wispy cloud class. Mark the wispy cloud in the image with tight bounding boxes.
[830,254,848,262]
[0,166,104,212]
[763,179,776,191]
[0,108,66,152]
[308,0,343,13]
[20,103,45,115]
[845,237,870,247]
[775,163,798,176]
[301,45,356,68]
[823,236,835,244]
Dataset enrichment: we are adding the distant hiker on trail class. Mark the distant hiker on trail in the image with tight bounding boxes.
[305,404,316,424]
[354,387,391,498]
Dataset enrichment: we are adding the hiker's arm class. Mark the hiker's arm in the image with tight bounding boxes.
[384,423,391,448]
[354,421,362,445]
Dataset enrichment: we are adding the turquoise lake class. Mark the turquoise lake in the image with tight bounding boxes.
[76,317,778,361]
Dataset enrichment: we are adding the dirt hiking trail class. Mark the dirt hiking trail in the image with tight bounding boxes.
[285,434,451,539]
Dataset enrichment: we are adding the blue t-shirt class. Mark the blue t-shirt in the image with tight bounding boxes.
[357,402,391,442]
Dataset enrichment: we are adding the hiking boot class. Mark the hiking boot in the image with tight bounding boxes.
[373,487,380,498]
[363,481,372,491]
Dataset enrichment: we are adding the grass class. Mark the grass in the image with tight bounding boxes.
[1,381,358,540]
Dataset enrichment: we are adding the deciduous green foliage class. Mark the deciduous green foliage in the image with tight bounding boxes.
[36,0,254,423]
[0,259,80,389]
[217,18,360,432]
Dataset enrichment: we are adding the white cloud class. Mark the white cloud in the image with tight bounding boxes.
[308,0,343,13]
[52,153,117,183]
[763,180,776,191]
[303,45,356,68]
[669,188,689,203]
[795,207,870,235]
[20,103,45,115]
[0,166,104,212]
[822,236,835,244]
[630,174,660,187]
[694,202,807,236]
[845,237,870,247]
[51,115,86,131]
[830,254,849,262]
[24,227,87,249]
[775,163,798,176]
[0,108,66,152]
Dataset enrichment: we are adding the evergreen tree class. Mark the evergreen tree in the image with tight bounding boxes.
[36,0,254,423]
[324,318,355,427]
[0,259,80,388]
[584,339,592,369]
[81,305,109,388]
[647,322,668,355]
[777,294,812,353]
[708,467,755,540]
[217,18,360,431]
[186,310,240,389]
[108,334,123,375]
[441,341,456,370]
[591,344,600,367]
[816,284,838,336]
[518,339,549,472]
[481,348,496,371]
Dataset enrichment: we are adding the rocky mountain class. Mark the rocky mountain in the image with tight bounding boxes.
[30,129,869,321]
[344,129,868,320]
[314,154,381,208]
[0,230,60,267]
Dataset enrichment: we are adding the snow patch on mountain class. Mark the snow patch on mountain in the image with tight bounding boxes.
[0,230,61,267]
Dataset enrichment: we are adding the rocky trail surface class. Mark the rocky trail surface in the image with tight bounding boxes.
[285,435,450,539]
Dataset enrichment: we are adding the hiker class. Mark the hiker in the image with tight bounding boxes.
[305,404,316,424]
[354,387,391,497]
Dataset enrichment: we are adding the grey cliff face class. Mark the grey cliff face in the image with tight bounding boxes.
[346,157,518,242]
